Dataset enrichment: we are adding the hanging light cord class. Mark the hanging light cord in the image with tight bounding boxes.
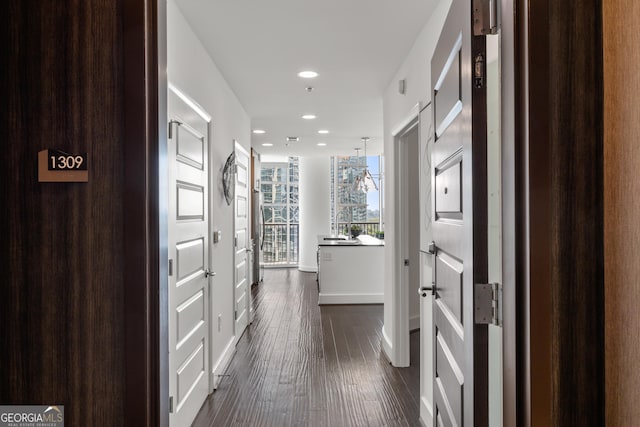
[361,137,378,192]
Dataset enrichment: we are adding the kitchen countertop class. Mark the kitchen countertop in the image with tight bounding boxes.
[317,234,384,246]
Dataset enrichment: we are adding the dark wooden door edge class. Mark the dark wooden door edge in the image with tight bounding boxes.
[122,0,168,426]
[507,0,606,425]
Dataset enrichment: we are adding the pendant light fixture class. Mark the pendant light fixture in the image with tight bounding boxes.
[357,137,378,193]
[351,147,363,193]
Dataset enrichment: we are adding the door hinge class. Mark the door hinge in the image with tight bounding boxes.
[475,282,502,326]
[234,236,238,248]
[169,396,174,413]
[168,259,173,277]
[473,0,499,36]
[234,310,238,320]
[168,120,182,139]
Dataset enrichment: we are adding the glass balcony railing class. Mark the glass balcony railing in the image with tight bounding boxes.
[262,222,382,266]
[337,222,383,238]
[262,223,299,265]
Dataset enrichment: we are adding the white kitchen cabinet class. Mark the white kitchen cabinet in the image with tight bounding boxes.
[317,235,384,305]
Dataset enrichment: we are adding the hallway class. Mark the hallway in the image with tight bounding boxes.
[192,269,420,427]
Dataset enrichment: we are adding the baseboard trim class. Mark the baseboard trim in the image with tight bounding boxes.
[298,264,317,273]
[381,326,394,364]
[318,293,384,305]
[420,395,434,427]
[211,337,236,390]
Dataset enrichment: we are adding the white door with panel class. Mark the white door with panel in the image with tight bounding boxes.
[234,142,251,340]
[426,0,489,425]
[168,87,211,427]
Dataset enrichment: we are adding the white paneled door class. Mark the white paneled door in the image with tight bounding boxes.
[168,87,211,427]
[428,0,489,425]
[234,142,251,341]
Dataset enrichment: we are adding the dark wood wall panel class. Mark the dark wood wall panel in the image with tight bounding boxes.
[527,0,604,425]
[604,0,640,424]
[1,0,126,425]
[548,2,604,425]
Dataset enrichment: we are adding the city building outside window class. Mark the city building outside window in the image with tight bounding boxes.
[260,157,299,265]
[330,155,384,238]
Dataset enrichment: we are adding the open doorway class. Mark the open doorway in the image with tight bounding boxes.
[394,118,421,368]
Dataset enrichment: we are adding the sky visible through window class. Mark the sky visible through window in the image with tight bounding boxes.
[366,156,380,212]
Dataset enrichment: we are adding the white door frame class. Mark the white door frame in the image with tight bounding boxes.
[418,102,435,426]
[389,103,421,367]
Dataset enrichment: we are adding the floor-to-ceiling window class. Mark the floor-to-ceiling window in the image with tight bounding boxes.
[330,155,384,238]
[261,157,299,265]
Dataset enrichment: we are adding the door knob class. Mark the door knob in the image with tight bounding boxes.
[205,269,216,278]
[419,285,436,297]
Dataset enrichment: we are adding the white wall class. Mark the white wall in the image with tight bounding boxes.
[298,156,331,272]
[260,154,290,163]
[381,0,451,424]
[382,0,451,364]
[168,0,251,381]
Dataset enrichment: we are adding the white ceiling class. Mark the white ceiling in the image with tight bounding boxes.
[174,0,438,156]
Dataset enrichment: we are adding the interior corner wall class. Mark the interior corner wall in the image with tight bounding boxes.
[381,0,451,365]
[298,156,331,272]
[604,0,640,424]
[168,0,251,368]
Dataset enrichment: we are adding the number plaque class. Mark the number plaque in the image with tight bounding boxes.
[47,149,87,171]
[38,149,89,182]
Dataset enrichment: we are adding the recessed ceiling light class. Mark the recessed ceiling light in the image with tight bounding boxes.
[298,70,318,79]
[253,129,266,134]
[261,143,273,147]
[317,142,327,147]
[286,137,299,142]
[318,129,329,134]
[302,114,316,120]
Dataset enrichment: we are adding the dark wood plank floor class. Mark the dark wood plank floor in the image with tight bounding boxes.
[192,269,421,427]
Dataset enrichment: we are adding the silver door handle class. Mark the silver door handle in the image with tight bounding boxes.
[419,285,435,297]
[428,241,436,255]
[246,248,253,253]
[428,241,437,287]
[205,269,216,278]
